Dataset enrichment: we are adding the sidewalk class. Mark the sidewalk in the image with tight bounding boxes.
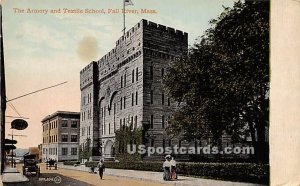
[57,163,266,186]
[1,167,29,185]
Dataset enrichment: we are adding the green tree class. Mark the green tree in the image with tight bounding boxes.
[79,138,92,160]
[163,1,269,162]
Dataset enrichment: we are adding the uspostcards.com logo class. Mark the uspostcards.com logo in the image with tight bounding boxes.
[39,176,62,184]
[127,145,254,156]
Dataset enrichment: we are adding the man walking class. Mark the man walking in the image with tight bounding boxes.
[97,159,105,180]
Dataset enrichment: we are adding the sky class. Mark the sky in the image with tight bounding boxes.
[2,0,237,148]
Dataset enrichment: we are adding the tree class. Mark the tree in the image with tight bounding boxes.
[79,138,92,161]
[163,1,269,162]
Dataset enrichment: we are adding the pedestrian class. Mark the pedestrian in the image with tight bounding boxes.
[163,155,171,181]
[170,157,177,180]
[97,159,105,180]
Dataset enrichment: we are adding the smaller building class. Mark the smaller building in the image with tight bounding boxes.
[41,111,80,162]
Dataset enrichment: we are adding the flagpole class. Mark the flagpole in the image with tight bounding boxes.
[123,0,125,35]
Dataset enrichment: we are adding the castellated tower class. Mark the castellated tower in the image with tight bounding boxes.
[80,19,188,160]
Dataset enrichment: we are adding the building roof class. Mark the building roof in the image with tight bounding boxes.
[41,111,80,123]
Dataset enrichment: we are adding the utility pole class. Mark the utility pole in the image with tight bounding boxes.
[0,4,6,174]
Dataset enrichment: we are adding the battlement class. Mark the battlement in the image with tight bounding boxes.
[142,19,188,37]
[81,19,188,73]
[80,61,97,74]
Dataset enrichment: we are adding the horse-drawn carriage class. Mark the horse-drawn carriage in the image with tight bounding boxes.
[22,154,40,176]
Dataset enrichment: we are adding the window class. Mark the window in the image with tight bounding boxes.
[109,123,111,134]
[120,98,123,110]
[136,67,138,81]
[61,120,68,128]
[132,69,134,83]
[71,121,78,128]
[135,91,138,105]
[134,116,137,129]
[150,90,153,104]
[162,93,165,105]
[162,115,165,128]
[70,135,77,142]
[124,96,126,109]
[121,76,123,88]
[62,148,68,156]
[168,98,170,106]
[150,115,153,129]
[61,134,68,142]
[161,68,164,77]
[71,148,77,155]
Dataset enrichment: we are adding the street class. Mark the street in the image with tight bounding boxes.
[14,163,167,186]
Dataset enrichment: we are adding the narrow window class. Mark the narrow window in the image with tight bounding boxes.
[124,96,126,109]
[136,91,138,105]
[136,67,138,81]
[132,93,134,106]
[132,69,134,83]
[121,76,123,88]
[150,115,153,129]
[161,68,164,77]
[162,93,164,105]
[120,98,123,110]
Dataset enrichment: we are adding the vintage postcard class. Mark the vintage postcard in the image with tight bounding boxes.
[0,0,297,185]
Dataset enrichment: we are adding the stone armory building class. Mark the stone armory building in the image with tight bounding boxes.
[80,19,188,160]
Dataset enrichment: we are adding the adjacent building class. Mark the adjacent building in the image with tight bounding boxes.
[42,111,80,162]
[80,19,188,160]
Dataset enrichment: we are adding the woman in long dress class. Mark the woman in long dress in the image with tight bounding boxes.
[163,155,171,181]
[170,157,177,180]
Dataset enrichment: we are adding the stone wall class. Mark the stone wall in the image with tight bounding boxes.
[141,19,188,149]
[80,62,100,156]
